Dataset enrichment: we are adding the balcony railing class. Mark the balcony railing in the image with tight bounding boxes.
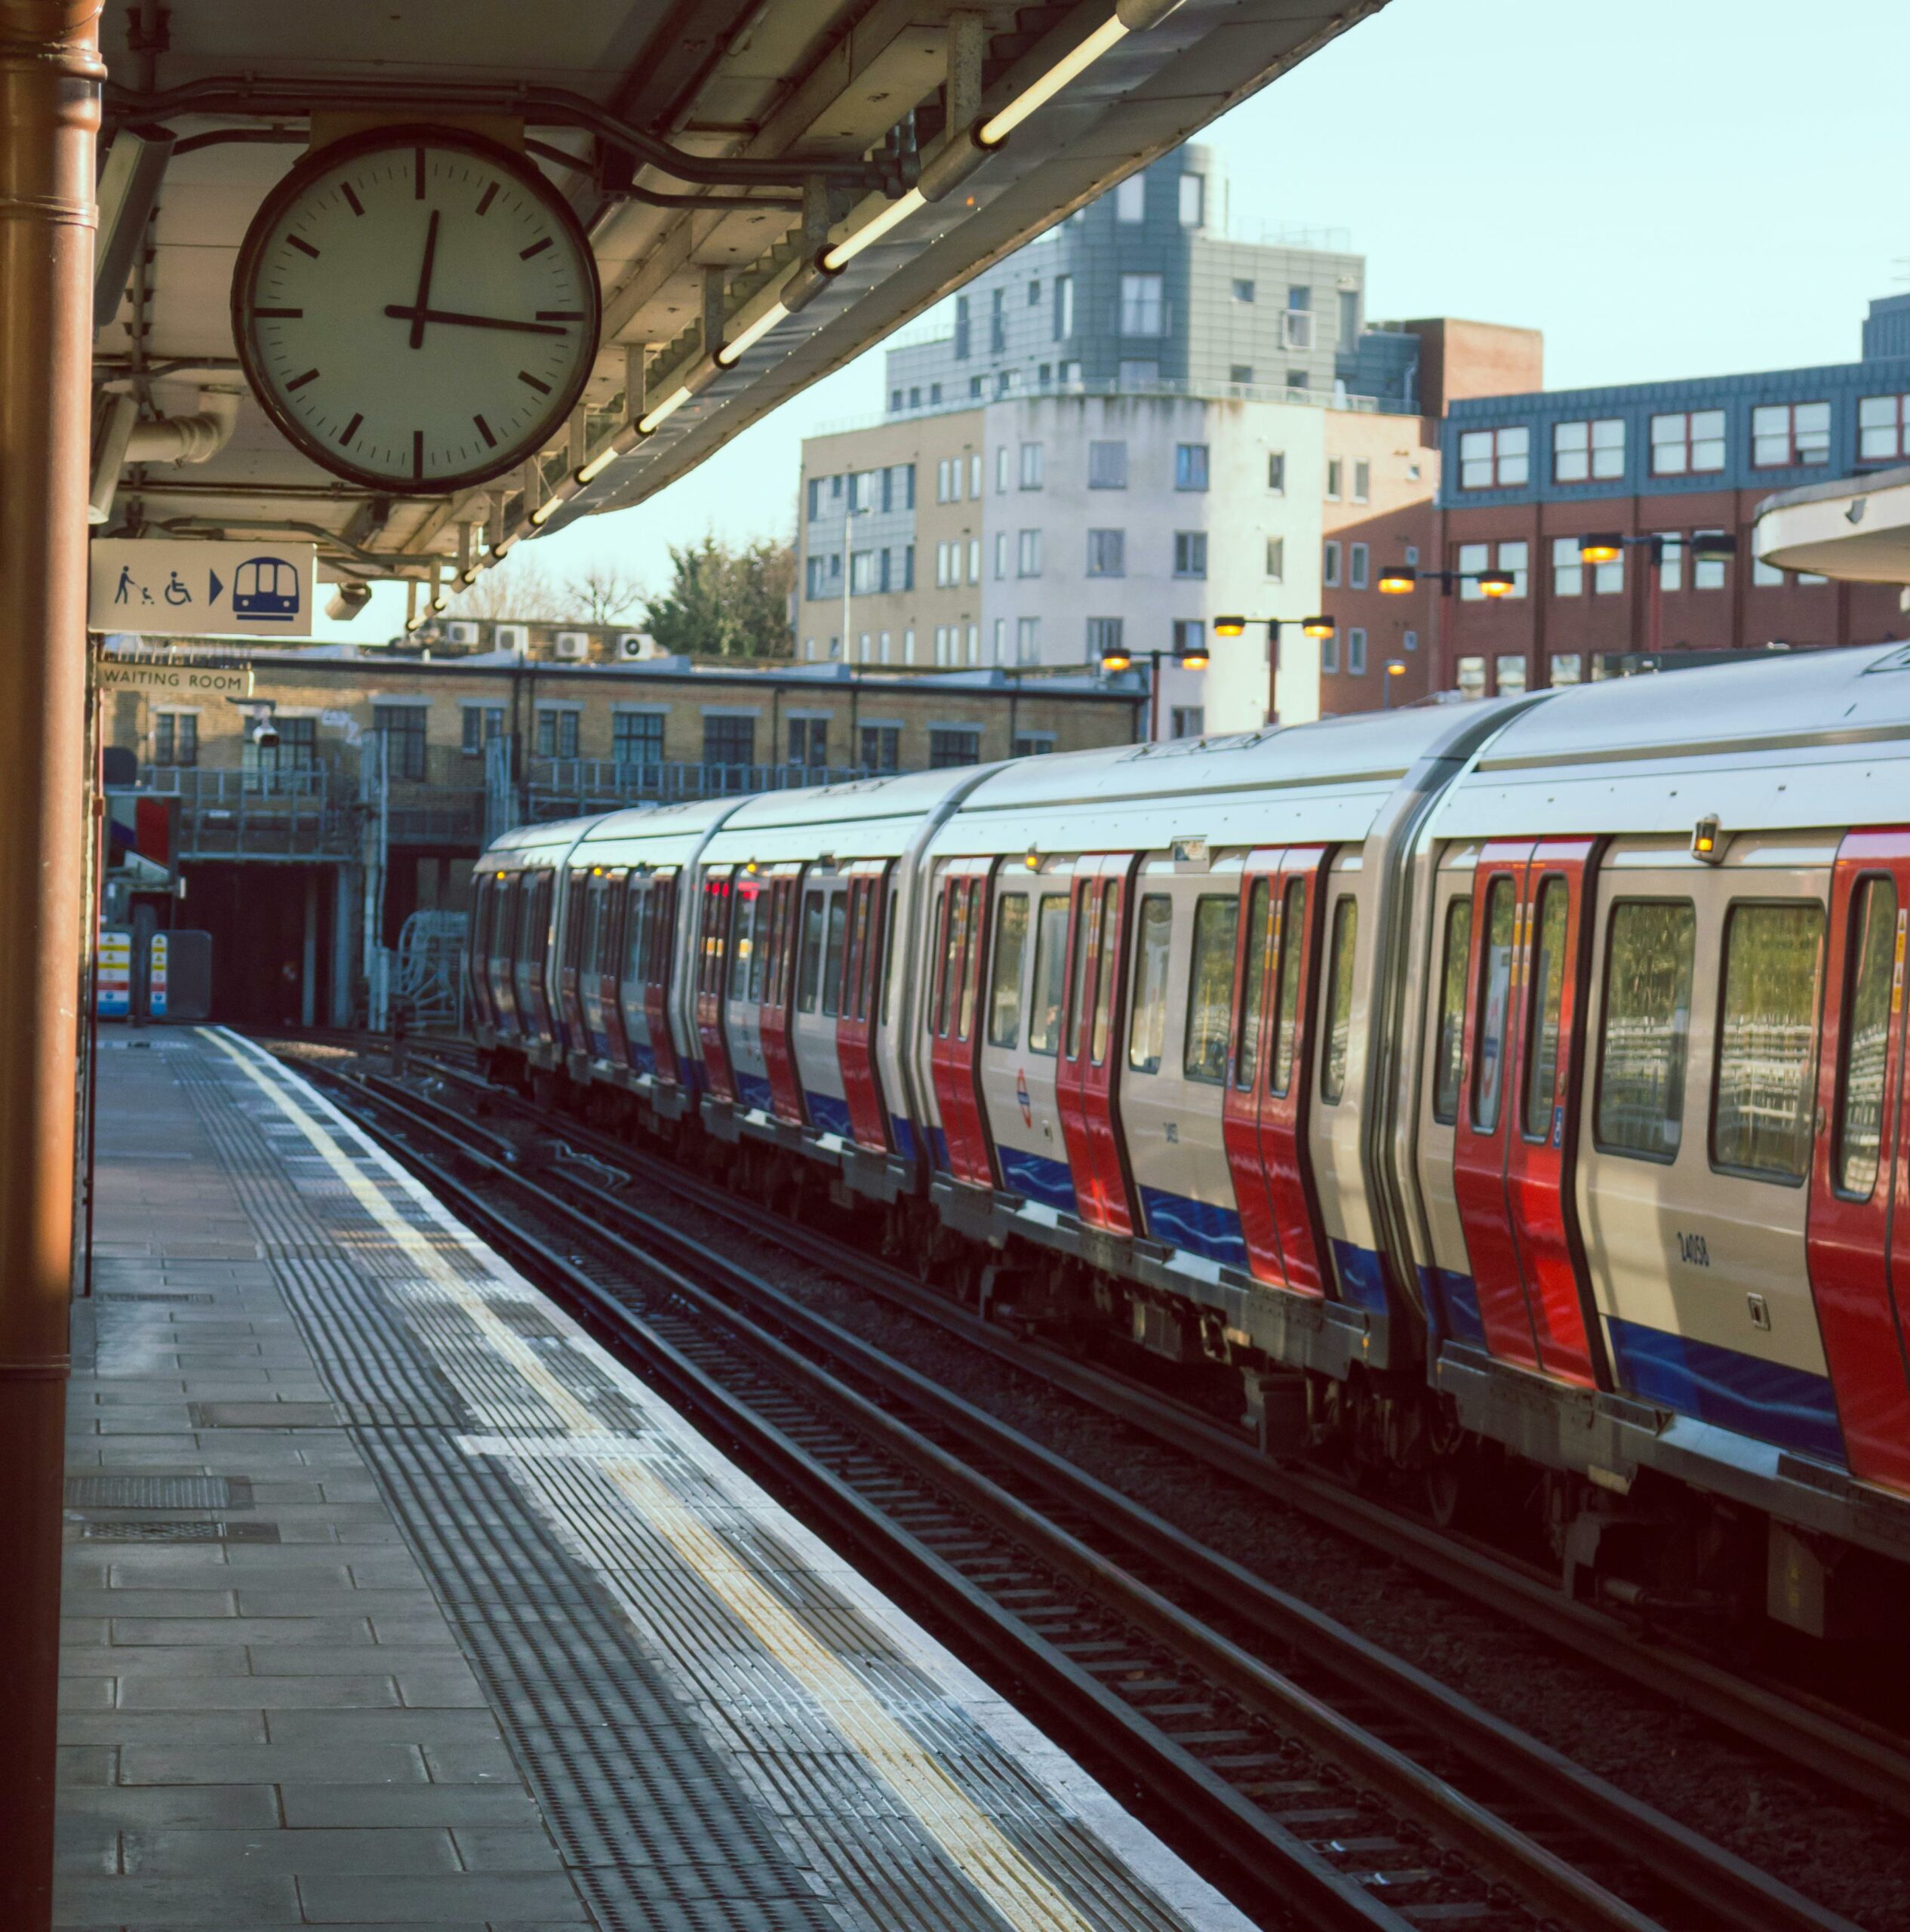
[141,765,357,858]
[524,758,878,819]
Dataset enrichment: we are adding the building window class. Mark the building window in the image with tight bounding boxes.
[1120,358,1160,386]
[1326,458,1343,500]
[153,711,198,766]
[1177,171,1203,227]
[1173,531,1207,579]
[1017,529,1042,577]
[1347,628,1367,675]
[1458,425,1530,489]
[1495,654,1527,696]
[967,537,981,584]
[1553,417,1625,483]
[1283,286,1314,350]
[613,712,663,766]
[1265,536,1284,580]
[970,452,981,497]
[954,294,970,359]
[1115,174,1145,223]
[849,549,879,595]
[929,727,982,769]
[806,477,822,520]
[1173,619,1205,657]
[1087,528,1125,577]
[989,287,1006,353]
[1229,364,1253,386]
[462,705,505,756]
[705,715,756,769]
[1352,459,1370,503]
[1089,440,1128,489]
[1119,272,1164,336]
[1459,540,1528,601]
[1550,654,1582,685]
[1859,392,1910,463]
[1496,540,1528,598]
[786,717,828,768]
[970,375,983,398]
[1233,278,1256,303]
[1170,706,1205,739]
[1655,533,1683,592]
[1753,555,1785,586]
[1456,541,1488,600]
[1320,629,1338,674]
[1016,616,1041,663]
[992,618,1007,663]
[1349,541,1369,589]
[374,703,427,779]
[1323,540,1341,588]
[534,709,580,760]
[1053,274,1074,340]
[1752,400,1831,468]
[1650,408,1725,475]
[860,724,899,772]
[1020,441,1044,488]
[993,532,1007,580]
[1087,617,1124,658]
[1693,531,1729,591]
[1456,656,1486,699]
[937,457,958,503]
[1175,443,1209,491]
[1551,534,1584,598]
[908,387,920,409]
[1267,451,1285,493]
[1013,732,1056,758]
[995,445,1010,494]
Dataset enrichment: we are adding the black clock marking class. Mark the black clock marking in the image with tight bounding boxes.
[518,369,552,394]
[474,414,496,448]
[340,412,362,444]
[412,430,424,482]
[341,183,364,217]
[519,237,552,261]
[254,306,303,318]
[286,368,319,391]
[476,182,498,217]
[414,147,426,198]
[288,235,319,259]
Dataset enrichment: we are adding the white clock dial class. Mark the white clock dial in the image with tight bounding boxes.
[232,127,601,494]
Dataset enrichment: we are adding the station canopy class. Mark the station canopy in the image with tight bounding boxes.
[95,1,1383,605]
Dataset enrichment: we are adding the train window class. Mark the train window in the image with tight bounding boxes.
[798,890,826,1014]
[1234,880,1272,1091]
[1066,890,1093,1060]
[580,882,604,986]
[881,887,898,1028]
[1028,894,1070,1056]
[1521,878,1569,1140]
[654,878,675,986]
[1472,877,1516,1131]
[1432,897,1472,1124]
[987,893,1029,1049]
[1712,900,1825,1183]
[1595,901,1695,1161]
[1127,894,1173,1074]
[1321,897,1358,1105]
[1090,885,1120,1065]
[728,887,756,1001]
[848,884,872,1022]
[749,886,774,1005]
[1272,878,1306,1097]
[822,894,848,1019]
[958,884,984,1041]
[938,884,971,1038]
[1837,878,1897,1198]
[623,888,650,986]
[1183,894,1238,1084]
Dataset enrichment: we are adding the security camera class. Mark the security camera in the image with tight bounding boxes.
[325,580,373,622]
[251,718,280,750]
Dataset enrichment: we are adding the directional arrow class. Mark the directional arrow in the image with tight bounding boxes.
[208,569,223,604]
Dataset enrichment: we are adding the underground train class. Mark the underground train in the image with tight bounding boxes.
[469,642,1910,1637]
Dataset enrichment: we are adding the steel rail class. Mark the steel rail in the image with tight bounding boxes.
[303,1057,1859,1932]
[404,1048,1910,1826]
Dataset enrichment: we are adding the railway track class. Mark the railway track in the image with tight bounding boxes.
[286,1050,1862,1932]
[396,1048,1910,1827]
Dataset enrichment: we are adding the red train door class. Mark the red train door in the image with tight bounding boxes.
[927,860,995,1186]
[1223,860,1286,1283]
[694,867,735,1100]
[595,872,632,1068]
[1262,851,1332,1296]
[759,871,804,1125]
[1808,830,1910,1491]
[643,871,680,1086]
[1452,839,1601,1387]
[836,863,892,1151]
[1056,854,1138,1235]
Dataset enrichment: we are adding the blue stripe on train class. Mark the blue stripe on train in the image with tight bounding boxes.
[1607,1315,1844,1465]
[928,1124,950,1174]
[1419,1265,1486,1349]
[1140,1187,1246,1269]
[890,1115,921,1165]
[999,1146,1077,1214]
[737,1072,774,1113]
[804,1089,853,1137]
[1330,1238,1390,1313]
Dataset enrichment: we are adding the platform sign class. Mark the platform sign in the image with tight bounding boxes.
[90,539,316,638]
[96,925,131,1018]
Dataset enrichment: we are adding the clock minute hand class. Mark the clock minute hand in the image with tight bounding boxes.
[383,304,569,337]
[408,209,440,351]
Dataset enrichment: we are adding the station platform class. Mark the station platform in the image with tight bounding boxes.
[57,1027,1254,1932]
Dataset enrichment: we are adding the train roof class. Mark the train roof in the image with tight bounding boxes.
[1432,642,1910,838]
[699,765,993,865]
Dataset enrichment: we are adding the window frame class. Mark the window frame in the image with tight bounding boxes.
[1126,892,1173,1075]
[1832,873,1899,1201]
[1319,894,1358,1106]
[1431,895,1472,1126]
[1181,893,1238,1088]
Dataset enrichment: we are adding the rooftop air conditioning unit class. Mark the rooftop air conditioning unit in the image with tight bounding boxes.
[444,620,479,646]
[494,623,527,657]
[617,632,648,660]
[554,630,589,661]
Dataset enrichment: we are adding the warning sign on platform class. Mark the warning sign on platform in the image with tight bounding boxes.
[90,538,316,638]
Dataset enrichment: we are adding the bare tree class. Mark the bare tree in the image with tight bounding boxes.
[561,561,646,626]
[443,552,564,622]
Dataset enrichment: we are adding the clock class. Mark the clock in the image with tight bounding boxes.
[231,125,602,495]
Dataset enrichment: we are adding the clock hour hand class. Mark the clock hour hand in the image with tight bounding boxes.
[382,304,570,337]
[408,209,440,351]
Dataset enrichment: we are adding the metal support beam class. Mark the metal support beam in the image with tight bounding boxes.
[0,5,102,1925]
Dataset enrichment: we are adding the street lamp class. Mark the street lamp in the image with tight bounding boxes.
[1383,659,1407,708]
[1212,614,1336,725]
[1100,641,1210,742]
[1576,531,1739,659]
[1377,565,1516,598]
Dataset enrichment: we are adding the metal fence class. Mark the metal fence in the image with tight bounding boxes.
[143,765,355,858]
[523,758,877,819]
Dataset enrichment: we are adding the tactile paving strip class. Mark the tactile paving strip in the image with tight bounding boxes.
[177,1033,1251,1932]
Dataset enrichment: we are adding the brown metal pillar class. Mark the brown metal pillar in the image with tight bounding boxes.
[0,5,102,1926]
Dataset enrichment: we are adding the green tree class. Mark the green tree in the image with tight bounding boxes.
[641,534,795,659]
[724,538,795,658]
[641,536,730,657]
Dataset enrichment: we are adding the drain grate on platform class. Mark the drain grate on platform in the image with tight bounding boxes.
[76,1518,280,1543]
[97,1291,215,1305]
[63,1474,251,1512]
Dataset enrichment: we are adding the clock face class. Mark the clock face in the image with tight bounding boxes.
[232,126,601,494]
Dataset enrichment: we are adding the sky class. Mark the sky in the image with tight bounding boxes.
[320,0,1908,640]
